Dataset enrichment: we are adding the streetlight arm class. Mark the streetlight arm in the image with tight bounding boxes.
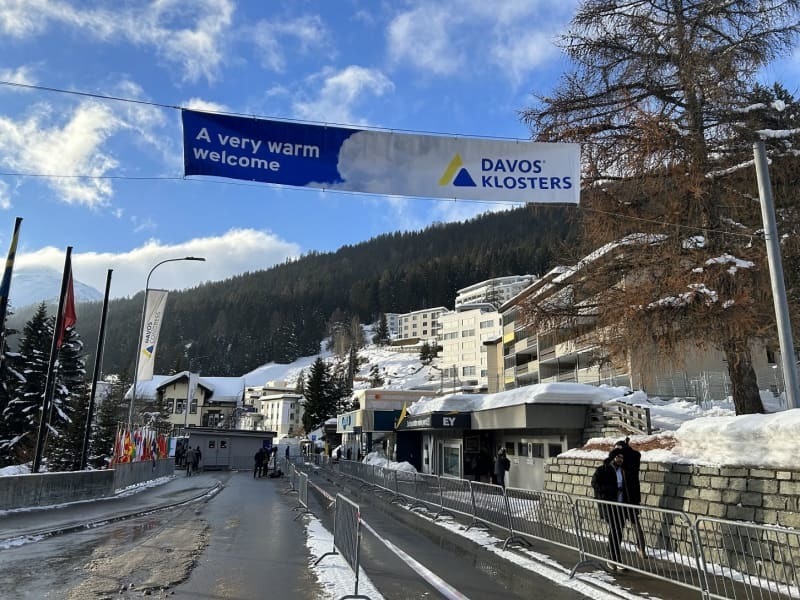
[128,256,206,426]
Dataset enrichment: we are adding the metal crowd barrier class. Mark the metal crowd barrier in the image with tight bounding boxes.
[305,460,800,600]
[314,493,370,600]
[293,471,310,520]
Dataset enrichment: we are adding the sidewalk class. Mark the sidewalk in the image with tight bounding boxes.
[0,469,222,543]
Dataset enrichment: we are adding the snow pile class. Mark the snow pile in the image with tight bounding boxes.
[407,383,627,415]
[362,451,417,473]
[566,408,800,469]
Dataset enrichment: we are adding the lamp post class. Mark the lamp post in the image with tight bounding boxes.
[129,256,205,426]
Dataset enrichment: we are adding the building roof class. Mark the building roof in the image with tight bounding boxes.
[126,371,245,404]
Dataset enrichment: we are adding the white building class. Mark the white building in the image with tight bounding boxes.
[438,306,503,390]
[396,306,449,343]
[455,275,535,309]
[384,312,401,339]
[126,372,245,432]
[243,380,305,437]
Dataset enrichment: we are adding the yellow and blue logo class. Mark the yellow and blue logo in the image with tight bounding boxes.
[438,153,476,187]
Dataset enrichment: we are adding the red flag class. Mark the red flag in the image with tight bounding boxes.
[56,267,76,349]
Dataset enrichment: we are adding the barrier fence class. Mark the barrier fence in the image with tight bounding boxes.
[300,458,800,600]
[313,493,370,600]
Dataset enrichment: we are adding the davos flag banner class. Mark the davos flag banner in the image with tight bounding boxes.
[137,289,168,382]
[182,110,580,204]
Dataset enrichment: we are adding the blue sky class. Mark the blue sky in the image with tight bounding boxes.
[0,0,797,300]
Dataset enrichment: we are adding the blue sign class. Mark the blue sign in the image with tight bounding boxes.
[182,110,580,204]
[311,435,317,441]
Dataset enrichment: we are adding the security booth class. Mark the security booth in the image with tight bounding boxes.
[395,412,471,478]
[186,428,276,471]
[471,403,585,490]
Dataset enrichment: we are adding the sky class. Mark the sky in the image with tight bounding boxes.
[0,0,585,300]
[1,2,797,302]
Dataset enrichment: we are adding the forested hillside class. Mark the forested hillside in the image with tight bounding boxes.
[40,205,578,377]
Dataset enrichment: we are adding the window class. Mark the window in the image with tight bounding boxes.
[190,399,198,414]
[166,398,175,413]
[504,442,515,456]
[480,320,495,329]
[517,442,529,457]
[175,399,185,414]
[462,366,475,376]
[442,446,461,477]
[461,329,475,337]
[548,444,563,459]
[481,370,487,377]
[531,443,544,459]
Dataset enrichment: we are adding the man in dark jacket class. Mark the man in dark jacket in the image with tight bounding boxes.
[591,448,630,566]
[494,447,510,489]
[615,438,647,558]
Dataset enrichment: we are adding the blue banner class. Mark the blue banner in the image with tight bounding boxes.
[182,110,580,204]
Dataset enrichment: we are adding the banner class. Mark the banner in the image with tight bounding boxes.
[137,289,168,381]
[182,110,580,204]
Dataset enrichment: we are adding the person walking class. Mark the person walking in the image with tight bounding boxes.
[591,447,631,569]
[614,438,647,558]
[185,446,196,477]
[494,447,510,489]
[254,447,265,478]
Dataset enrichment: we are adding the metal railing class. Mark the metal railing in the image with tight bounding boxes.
[313,460,800,600]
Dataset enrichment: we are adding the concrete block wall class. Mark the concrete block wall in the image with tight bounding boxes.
[545,457,800,587]
[544,457,800,529]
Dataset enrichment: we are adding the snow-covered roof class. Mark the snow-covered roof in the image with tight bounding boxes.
[407,383,627,415]
[125,372,245,404]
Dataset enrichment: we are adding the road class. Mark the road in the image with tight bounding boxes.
[0,469,612,599]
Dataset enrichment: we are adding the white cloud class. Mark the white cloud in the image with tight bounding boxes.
[0,65,36,86]
[386,1,574,84]
[15,228,301,298]
[0,0,235,83]
[0,101,122,206]
[251,15,331,72]
[292,66,394,124]
[387,5,462,75]
[183,98,230,113]
[0,181,11,209]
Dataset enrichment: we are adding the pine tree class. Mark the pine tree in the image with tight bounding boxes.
[90,374,129,469]
[373,313,390,346]
[294,369,305,395]
[46,326,88,471]
[301,357,336,433]
[368,364,385,388]
[3,303,51,463]
[0,319,25,467]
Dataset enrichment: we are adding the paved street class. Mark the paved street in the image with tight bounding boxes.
[0,468,698,599]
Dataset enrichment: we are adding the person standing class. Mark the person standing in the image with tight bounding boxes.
[591,448,630,569]
[615,438,647,558]
[494,447,510,489]
[254,447,265,478]
[193,445,202,473]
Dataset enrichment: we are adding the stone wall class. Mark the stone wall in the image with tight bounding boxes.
[544,457,800,529]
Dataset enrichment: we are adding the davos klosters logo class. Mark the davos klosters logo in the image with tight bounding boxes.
[439,154,573,191]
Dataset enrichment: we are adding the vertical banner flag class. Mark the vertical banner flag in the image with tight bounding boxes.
[137,289,168,381]
[182,110,581,204]
[56,264,76,349]
[0,217,22,332]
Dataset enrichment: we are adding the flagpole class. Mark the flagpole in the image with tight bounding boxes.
[0,217,23,360]
[32,246,73,473]
[80,269,113,470]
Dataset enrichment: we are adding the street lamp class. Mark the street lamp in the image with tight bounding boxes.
[128,256,205,425]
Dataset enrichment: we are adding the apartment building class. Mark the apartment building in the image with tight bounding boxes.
[438,305,502,390]
[455,275,535,309]
[243,380,305,436]
[494,259,782,402]
[396,306,449,343]
[384,312,400,339]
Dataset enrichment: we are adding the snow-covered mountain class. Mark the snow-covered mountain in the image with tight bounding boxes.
[9,267,103,309]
